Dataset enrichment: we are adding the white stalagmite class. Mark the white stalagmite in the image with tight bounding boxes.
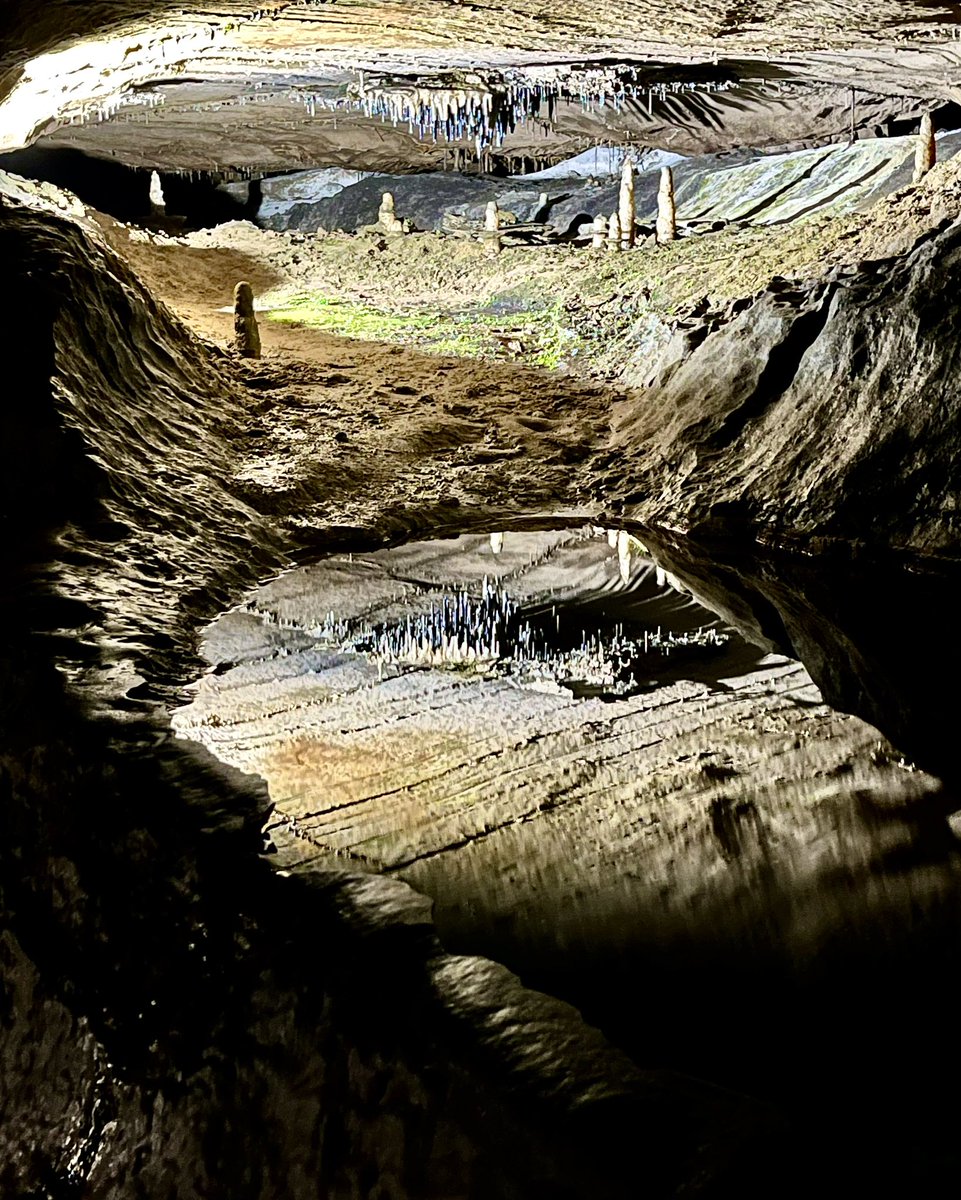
[591,214,608,249]
[619,156,635,248]
[913,112,936,184]
[607,212,622,251]
[149,169,166,214]
[483,200,502,254]
[656,166,677,244]
[378,191,403,233]
[490,531,505,554]
[616,530,633,583]
[607,529,618,548]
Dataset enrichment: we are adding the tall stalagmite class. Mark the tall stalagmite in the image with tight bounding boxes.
[913,112,936,184]
[619,157,636,249]
[656,166,677,244]
[233,281,261,358]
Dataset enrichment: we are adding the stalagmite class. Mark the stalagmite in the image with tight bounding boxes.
[655,166,677,245]
[619,156,635,248]
[913,112,936,184]
[591,214,608,249]
[616,530,633,583]
[490,532,505,554]
[378,191,403,234]
[233,281,261,359]
[607,212,622,251]
[483,200,502,255]
[148,169,166,216]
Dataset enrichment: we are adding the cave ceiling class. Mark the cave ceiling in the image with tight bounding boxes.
[2,2,961,173]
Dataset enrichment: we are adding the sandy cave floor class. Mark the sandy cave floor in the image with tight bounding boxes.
[93,201,961,1119]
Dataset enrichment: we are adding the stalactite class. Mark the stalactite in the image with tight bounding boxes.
[616,530,634,583]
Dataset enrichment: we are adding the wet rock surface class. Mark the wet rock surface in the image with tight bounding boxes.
[172,528,961,1196]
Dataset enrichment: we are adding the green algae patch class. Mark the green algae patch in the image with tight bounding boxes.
[268,296,436,340]
[268,292,581,367]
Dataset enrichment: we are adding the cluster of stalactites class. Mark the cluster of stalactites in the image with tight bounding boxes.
[64,87,165,127]
[69,64,737,164]
[345,68,735,157]
[364,575,520,667]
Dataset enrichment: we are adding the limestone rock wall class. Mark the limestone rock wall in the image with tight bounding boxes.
[604,214,961,771]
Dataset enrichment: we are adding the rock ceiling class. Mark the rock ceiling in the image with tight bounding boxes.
[2,2,961,172]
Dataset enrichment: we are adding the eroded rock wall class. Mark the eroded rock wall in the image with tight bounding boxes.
[604,214,961,770]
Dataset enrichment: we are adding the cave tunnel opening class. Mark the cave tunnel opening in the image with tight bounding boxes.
[0,144,261,229]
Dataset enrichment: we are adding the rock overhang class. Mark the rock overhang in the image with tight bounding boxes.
[2,2,961,174]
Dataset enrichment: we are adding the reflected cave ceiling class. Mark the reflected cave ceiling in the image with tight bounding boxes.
[2,2,961,174]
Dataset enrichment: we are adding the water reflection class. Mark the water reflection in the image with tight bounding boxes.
[175,525,961,1194]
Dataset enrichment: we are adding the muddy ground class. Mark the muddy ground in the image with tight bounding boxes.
[94,148,961,390]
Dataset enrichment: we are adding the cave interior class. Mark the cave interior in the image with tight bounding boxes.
[3,3,961,1198]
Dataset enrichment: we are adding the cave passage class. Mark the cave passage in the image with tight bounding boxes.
[8,6,961,1195]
